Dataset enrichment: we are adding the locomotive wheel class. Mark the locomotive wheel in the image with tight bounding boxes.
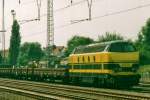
[93,77,98,87]
[108,77,117,88]
[72,77,80,85]
[62,77,69,84]
[93,78,103,87]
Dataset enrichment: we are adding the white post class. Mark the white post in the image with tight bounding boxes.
[1,0,5,62]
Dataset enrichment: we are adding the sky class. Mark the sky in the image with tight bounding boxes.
[0,0,150,49]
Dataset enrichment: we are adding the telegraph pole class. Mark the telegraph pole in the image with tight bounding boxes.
[47,0,54,66]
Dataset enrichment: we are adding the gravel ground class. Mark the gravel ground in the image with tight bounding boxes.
[0,91,36,100]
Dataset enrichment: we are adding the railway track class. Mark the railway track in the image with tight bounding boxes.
[0,78,149,100]
[128,82,150,93]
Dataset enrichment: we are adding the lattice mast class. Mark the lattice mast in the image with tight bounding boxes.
[47,0,54,52]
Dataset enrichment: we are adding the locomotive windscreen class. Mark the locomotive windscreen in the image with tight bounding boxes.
[108,42,136,52]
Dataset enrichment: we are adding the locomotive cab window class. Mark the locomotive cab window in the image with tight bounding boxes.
[73,44,107,54]
[108,42,136,52]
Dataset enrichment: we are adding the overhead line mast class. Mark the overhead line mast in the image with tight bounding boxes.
[47,0,54,53]
[46,0,54,67]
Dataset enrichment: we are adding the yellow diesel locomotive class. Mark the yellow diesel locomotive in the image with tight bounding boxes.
[68,40,140,87]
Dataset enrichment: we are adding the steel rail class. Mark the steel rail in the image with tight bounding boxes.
[0,78,150,100]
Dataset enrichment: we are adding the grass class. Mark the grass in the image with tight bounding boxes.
[138,65,150,73]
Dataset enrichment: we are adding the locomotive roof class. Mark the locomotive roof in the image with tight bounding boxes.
[73,40,131,54]
[77,40,127,49]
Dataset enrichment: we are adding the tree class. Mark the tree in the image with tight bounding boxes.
[18,42,44,66]
[97,32,124,42]
[136,18,150,65]
[28,42,44,62]
[8,20,21,66]
[66,35,94,55]
[18,42,31,66]
[0,52,2,64]
[18,54,28,66]
[140,18,150,45]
